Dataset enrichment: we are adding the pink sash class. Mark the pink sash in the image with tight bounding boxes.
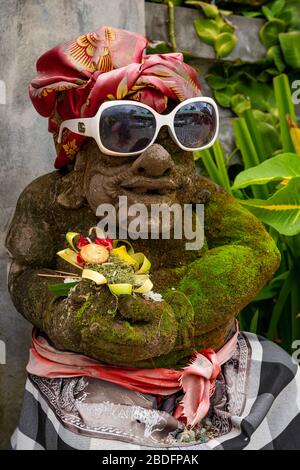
[27,321,239,426]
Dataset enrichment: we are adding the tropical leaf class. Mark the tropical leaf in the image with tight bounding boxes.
[233,153,300,189]
[279,32,300,70]
[258,121,281,156]
[239,177,300,236]
[215,32,237,58]
[254,271,289,302]
[266,45,286,72]
[231,94,251,115]
[214,87,234,107]
[259,19,286,48]
[270,0,286,17]
[249,309,259,333]
[185,1,219,18]
[193,18,220,46]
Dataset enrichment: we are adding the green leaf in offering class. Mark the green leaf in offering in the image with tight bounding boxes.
[259,19,286,48]
[279,32,300,70]
[48,281,79,297]
[215,32,237,58]
[238,177,300,236]
[233,153,300,189]
[193,18,220,46]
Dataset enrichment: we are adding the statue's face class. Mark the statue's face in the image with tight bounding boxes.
[82,126,197,233]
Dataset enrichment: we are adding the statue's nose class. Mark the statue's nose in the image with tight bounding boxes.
[131,144,174,177]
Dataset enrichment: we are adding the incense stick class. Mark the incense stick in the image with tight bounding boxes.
[37,273,77,279]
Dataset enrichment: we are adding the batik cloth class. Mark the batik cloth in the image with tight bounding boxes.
[29,26,201,169]
[10,332,300,450]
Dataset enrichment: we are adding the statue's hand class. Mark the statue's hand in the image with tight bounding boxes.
[66,280,179,365]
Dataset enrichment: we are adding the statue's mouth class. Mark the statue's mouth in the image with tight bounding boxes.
[120,176,177,196]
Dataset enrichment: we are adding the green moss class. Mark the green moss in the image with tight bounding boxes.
[76,298,92,319]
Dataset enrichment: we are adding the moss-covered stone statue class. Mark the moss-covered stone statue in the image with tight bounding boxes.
[6,27,280,370]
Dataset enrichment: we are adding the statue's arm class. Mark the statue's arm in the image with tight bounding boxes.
[165,177,281,333]
[6,176,178,364]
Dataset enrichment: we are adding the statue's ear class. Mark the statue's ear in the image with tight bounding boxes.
[57,150,88,209]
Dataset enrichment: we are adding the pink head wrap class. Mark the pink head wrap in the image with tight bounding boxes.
[29,26,201,168]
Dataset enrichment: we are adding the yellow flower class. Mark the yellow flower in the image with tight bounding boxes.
[63,139,78,160]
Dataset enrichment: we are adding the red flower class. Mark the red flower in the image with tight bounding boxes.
[77,234,89,248]
[76,252,85,266]
[95,237,113,250]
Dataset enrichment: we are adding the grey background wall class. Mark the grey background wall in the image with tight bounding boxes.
[0,0,145,448]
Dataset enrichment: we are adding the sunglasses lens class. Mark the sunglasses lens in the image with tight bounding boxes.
[100,104,156,154]
[173,101,217,149]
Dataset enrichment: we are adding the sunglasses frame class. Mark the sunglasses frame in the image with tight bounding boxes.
[58,97,219,156]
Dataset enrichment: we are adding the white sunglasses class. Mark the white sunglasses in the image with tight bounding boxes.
[58,97,219,157]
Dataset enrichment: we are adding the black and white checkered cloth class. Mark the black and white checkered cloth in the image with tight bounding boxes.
[9,332,300,450]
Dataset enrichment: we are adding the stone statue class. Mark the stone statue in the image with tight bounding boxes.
[6,27,280,370]
[6,127,280,368]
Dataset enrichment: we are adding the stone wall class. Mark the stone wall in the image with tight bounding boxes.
[0,0,144,448]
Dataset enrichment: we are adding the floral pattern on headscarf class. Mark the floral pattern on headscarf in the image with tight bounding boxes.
[29,26,201,168]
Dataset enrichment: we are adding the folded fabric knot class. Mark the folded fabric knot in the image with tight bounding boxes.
[174,349,222,427]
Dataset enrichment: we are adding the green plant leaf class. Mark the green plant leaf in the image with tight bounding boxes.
[279,32,300,70]
[215,32,237,58]
[239,177,300,236]
[48,281,79,297]
[254,271,289,301]
[233,153,300,189]
[262,6,275,21]
[231,94,251,115]
[259,19,286,48]
[194,18,220,46]
[243,11,263,18]
[273,74,297,153]
[252,109,278,126]
[206,73,227,90]
[214,86,234,107]
[258,122,281,156]
[249,309,259,333]
[186,1,219,18]
[279,0,300,30]
[266,45,286,72]
[146,41,172,55]
[270,0,286,17]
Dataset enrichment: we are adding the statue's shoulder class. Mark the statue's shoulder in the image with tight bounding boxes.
[16,171,62,209]
[6,171,64,262]
[196,175,227,196]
